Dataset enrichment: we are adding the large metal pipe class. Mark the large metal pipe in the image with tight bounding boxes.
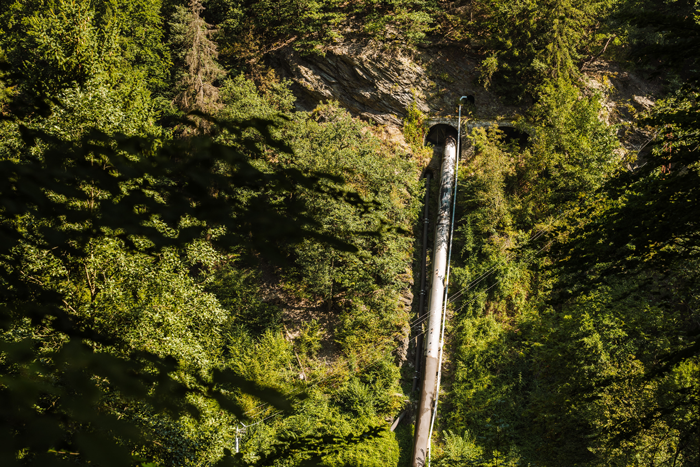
[412,136,457,467]
[412,172,432,394]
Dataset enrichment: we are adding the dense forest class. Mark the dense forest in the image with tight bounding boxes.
[0,0,698,466]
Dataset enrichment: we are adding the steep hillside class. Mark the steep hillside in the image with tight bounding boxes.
[0,1,698,466]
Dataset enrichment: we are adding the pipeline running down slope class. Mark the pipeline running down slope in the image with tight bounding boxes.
[412,135,458,467]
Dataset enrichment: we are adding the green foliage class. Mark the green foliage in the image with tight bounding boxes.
[0,0,170,98]
[402,98,432,163]
[335,357,401,417]
[394,422,414,467]
[322,428,399,467]
[527,79,620,205]
[22,0,122,94]
[439,76,640,466]
[610,0,700,79]
[359,1,435,44]
[283,103,420,299]
[0,84,386,465]
[403,99,425,149]
[467,0,615,96]
[433,430,520,467]
[228,387,399,466]
[170,0,226,124]
[204,76,418,466]
[206,264,282,334]
[218,78,420,369]
[0,48,12,108]
[93,0,172,93]
[296,319,323,358]
[0,23,417,458]
[451,81,618,317]
[207,0,437,73]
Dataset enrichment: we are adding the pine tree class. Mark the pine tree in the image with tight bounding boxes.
[171,0,225,129]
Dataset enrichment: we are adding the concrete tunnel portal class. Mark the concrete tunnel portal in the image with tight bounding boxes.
[425,123,458,147]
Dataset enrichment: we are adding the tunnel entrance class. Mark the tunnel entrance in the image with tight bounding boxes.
[425,124,458,146]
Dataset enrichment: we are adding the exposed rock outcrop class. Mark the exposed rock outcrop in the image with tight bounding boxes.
[271,42,431,125]
[583,60,664,166]
[270,41,519,126]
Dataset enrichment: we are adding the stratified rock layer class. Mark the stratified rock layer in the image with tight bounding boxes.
[271,41,520,126]
[272,42,430,125]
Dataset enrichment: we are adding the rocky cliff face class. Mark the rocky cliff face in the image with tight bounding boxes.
[271,42,430,125]
[270,40,519,127]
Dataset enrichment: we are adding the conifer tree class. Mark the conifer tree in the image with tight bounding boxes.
[171,0,225,129]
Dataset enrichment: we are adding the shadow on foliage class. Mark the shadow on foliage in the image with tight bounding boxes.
[0,95,388,465]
